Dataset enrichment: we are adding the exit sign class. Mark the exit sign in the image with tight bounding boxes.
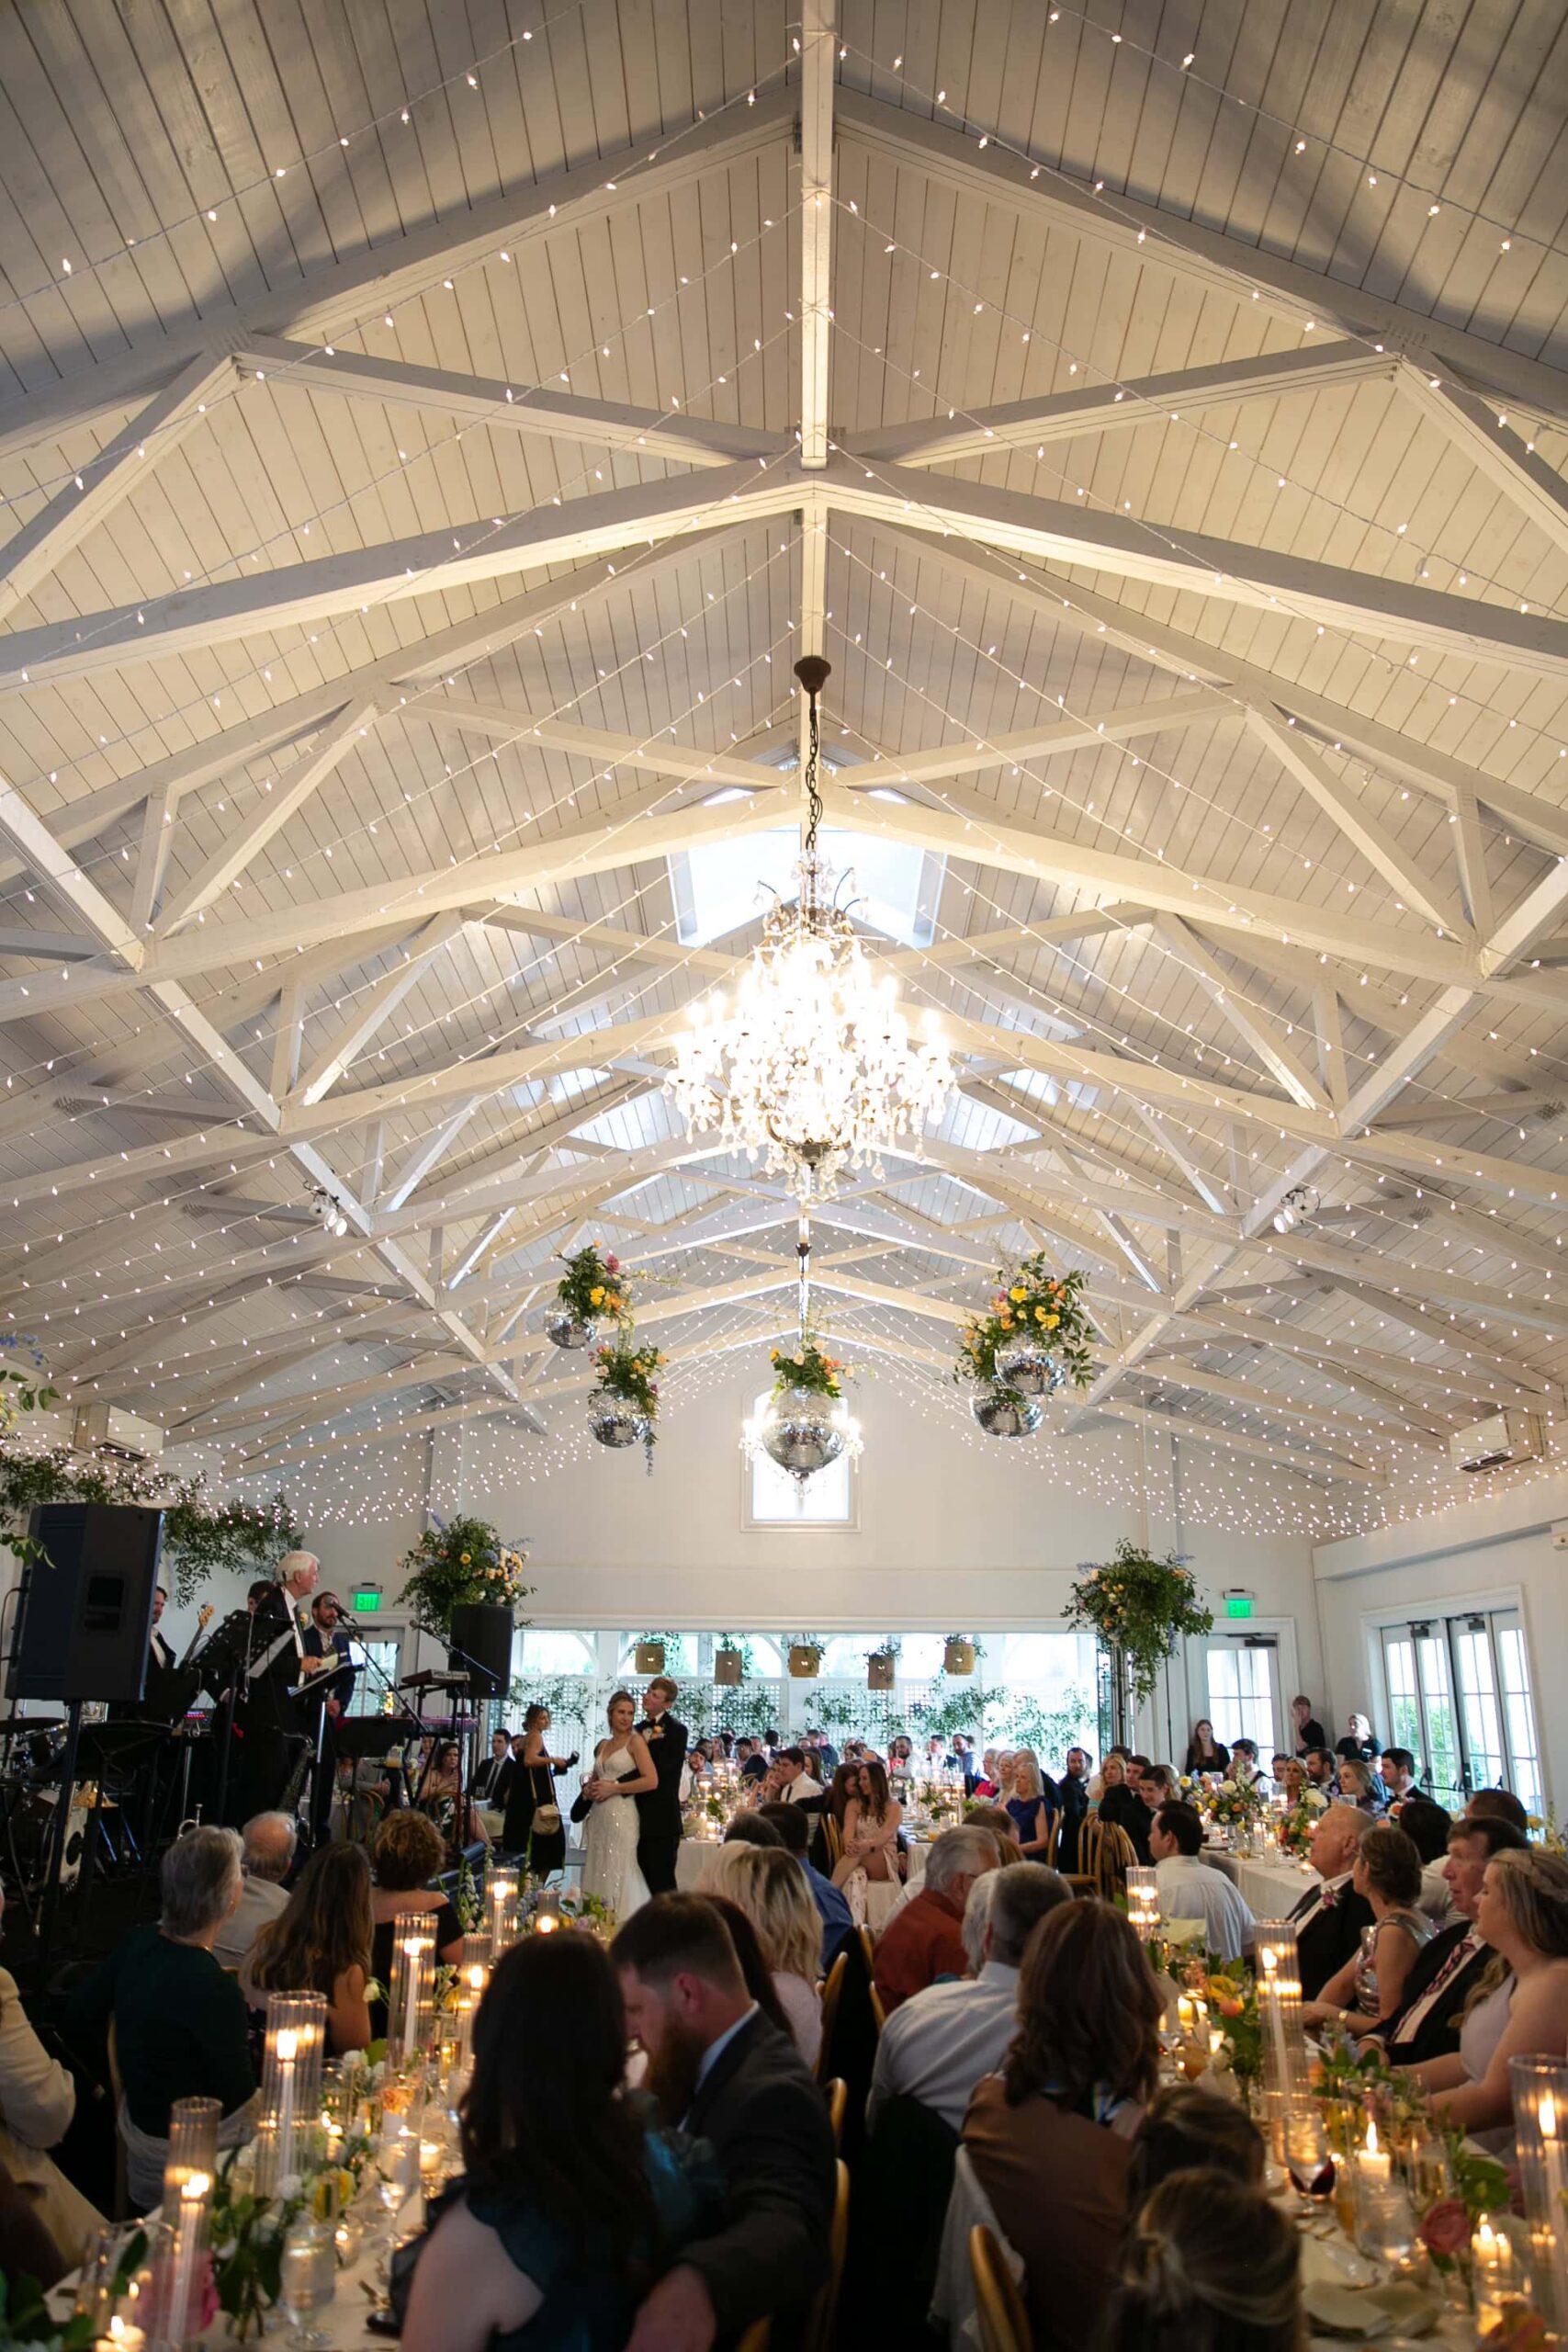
[1224,1593,1255,1620]
[351,1588,382,1613]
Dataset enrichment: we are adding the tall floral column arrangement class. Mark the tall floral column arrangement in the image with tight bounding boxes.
[397,1517,532,1640]
[1066,1541,1213,1749]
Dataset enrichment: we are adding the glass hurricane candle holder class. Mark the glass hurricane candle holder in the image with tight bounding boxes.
[390,1916,437,2072]
[161,2098,220,2216]
[1510,2054,1568,2331]
[1253,1923,1308,2165]
[256,1995,329,2195]
[486,1871,519,1951]
[1124,1867,1160,1943]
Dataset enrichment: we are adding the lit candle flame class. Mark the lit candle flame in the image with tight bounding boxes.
[276,2028,299,2062]
[1544,2091,1559,2139]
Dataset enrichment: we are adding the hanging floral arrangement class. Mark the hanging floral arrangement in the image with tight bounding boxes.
[1065,1539,1213,1704]
[590,1337,668,1468]
[769,1333,849,1399]
[0,1442,300,1603]
[555,1242,632,1328]
[397,1515,533,1639]
[954,1253,1095,1398]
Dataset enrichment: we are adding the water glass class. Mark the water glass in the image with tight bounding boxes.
[279,2219,337,2350]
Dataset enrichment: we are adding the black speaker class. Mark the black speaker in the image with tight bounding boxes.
[6,1504,164,1704]
[446,1603,513,1702]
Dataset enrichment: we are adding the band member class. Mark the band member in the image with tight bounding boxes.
[633,1675,688,1896]
[235,1551,321,1826]
[301,1590,355,1839]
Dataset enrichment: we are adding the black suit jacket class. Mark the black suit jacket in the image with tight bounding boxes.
[1098,1783,1152,1866]
[470,1753,516,1808]
[682,2010,836,2343]
[635,1713,688,1839]
[1057,1774,1091,1871]
[1290,1877,1375,2001]
[1372,1925,1492,2064]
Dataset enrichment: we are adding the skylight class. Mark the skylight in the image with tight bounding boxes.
[671,825,942,949]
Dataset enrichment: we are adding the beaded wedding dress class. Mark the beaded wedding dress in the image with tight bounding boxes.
[581,1741,649,1922]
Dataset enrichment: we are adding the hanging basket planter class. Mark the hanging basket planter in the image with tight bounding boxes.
[788,1642,823,1679]
[633,1639,666,1676]
[867,1648,897,1690]
[714,1645,744,1687]
[943,1637,976,1677]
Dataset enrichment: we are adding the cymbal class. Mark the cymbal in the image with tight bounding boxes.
[0,1716,64,1736]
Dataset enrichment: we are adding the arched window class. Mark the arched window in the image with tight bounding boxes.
[744,1391,855,1527]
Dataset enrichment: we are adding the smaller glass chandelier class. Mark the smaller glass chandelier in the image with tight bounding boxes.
[669,656,953,1204]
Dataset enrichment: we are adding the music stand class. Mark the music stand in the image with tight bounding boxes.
[286,1664,361,1848]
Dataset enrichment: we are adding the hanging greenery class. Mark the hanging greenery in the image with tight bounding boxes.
[555,1242,632,1328]
[0,1442,300,1604]
[591,1339,668,1450]
[397,1514,532,1640]
[1065,1540,1213,1705]
[769,1334,848,1399]
[954,1253,1095,1390]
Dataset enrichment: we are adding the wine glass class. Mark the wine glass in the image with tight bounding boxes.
[1285,2111,1336,2222]
[278,2220,336,2350]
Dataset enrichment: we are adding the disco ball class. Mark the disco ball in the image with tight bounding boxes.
[545,1309,597,1350]
[993,1340,1066,1398]
[588,1404,649,1451]
[970,1385,1043,1439]
[758,1385,852,1478]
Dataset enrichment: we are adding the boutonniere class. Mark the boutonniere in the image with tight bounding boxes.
[1320,1883,1340,1909]
[647,1724,663,1741]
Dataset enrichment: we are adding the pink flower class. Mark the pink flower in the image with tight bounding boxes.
[1420,2199,1470,2258]
[604,1252,620,1272]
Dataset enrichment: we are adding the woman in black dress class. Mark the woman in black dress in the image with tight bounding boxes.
[502,1702,574,1878]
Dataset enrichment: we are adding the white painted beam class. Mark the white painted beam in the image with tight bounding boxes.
[1155,916,1331,1109]
[1397,359,1568,560]
[289,912,468,1106]
[799,0,835,469]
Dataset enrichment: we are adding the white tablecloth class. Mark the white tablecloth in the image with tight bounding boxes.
[1207,1849,1320,1920]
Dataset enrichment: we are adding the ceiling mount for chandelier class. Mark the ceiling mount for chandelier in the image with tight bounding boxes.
[668,655,954,1204]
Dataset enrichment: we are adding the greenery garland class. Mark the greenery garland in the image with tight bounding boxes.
[1065,1539,1213,1704]
[0,1443,300,1605]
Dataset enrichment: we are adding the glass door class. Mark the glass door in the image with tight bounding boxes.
[1378,1610,1542,1813]
[1205,1639,1277,1758]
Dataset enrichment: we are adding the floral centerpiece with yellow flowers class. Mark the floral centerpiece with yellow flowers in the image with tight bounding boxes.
[398,1514,533,1639]
[954,1252,1095,1395]
[769,1333,847,1399]
[556,1241,631,1328]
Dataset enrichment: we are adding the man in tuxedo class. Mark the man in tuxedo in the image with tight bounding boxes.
[1288,1803,1373,1999]
[616,1894,835,2352]
[235,1551,321,1826]
[1362,1816,1529,2063]
[300,1589,355,1839]
[1056,1746,1092,1872]
[634,1675,689,1896]
[471,1728,516,1838]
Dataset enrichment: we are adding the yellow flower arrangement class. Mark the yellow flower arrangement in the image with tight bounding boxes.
[954,1252,1096,1394]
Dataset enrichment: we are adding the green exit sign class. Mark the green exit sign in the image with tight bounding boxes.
[1225,1594,1255,1620]
[352,1589,382,1613]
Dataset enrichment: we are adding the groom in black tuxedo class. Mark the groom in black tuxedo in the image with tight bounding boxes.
[635,1676,688,1895]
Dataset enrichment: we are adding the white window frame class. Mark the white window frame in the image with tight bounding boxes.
[1364,1584,1546,1811]
[739,1395,861,1532]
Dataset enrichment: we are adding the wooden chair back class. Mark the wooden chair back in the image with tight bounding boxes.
[970,2223,1032,2352]
[815,1951,848,2084]
[805,2158,851,2352]
[106,2017,128,2221]
[824,2075,848,2151]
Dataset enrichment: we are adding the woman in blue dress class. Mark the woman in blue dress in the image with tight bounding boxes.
[400,1933,715,2352]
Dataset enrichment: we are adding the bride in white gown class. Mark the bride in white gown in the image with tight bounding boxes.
[580,1690,659,1922]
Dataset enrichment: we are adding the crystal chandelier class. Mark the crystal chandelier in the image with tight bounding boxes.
[668,656,953,1203]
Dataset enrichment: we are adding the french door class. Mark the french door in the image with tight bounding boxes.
[1379,1609,1542,1815]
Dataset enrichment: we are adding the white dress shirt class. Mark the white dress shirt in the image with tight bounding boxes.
[1155,1854,1257,1962]
[867,1960,1021,2136]
[780,1769,818,1804]
[212,1872,290,1972]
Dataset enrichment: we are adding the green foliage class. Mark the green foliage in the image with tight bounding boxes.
[909,1675,1008,1745]
[1066,1539,1213,1704]
[592,1338,667,1425]
[769,1333,848,1399]
[0,1443,300,1603]
[556,1242,631,1326]
[398,1515,532,1640]
[955,1253,1095,1390]
[1003,1683,1098,1761]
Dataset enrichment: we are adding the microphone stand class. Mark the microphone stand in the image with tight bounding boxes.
[439,1639,504,1856]
[343,1632,429,1810]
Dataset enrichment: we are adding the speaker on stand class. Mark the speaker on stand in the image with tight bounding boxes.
[446,1605,514,1855]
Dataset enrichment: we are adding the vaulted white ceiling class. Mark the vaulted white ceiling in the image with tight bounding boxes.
[0,0,1565,1514]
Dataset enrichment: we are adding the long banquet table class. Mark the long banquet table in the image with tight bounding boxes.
[1205,1846,1321,1919]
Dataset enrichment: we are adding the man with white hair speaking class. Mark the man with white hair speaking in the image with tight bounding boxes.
[235,1551,322,1827]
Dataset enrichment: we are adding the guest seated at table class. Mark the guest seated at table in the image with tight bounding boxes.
[67,1826,255,2212]
[1337,1757,1387,1815]
[831,1758,903,1893]
[964,1898,1160,2351]
[1301,1823,1430,2033]
[1336,1712,1381,1763]
[369,1810,464,2030]
[1150,1802,1256,1962]
[1226,1736,1267,1792]
[1006,1750,1056,1860]
[212,1812,297,1972]
[1468,1786,1530,1835]
[418,1737,490,1849]
[1278,1757,1308,1805]
[1303,1746,1339,1794]
[773,1747,824,1810]
[241,1840,374,2054]
[869,1862,1070,2135]
[1270,1750,1294,1792]
[697,1843,824,2067]
[1123,2085,1265,2209]
[961,1805,1024,1867]
[874,1826,999,2014]
[615,1895,836,2352]
[1414,1846,1568,2150]
[1182,1718,1229,1777]
[1098,2170,1302,2352]
[1379,1746,1417,1803]
[699,1894,794,2040]
[737,1737,769,1784]
[1396,1791,1451,1862]
[972,1748,1001,1800]
[1087,1746,1132,1804]
[1363,1816,1528,2064]
[401,1932,716,2352]
[994,1751,1018,1804]
[1284,1804,1374,2000]
[0,1887,102,2267]
[1095,1754,1152,1865]
[756,1802,854,1969]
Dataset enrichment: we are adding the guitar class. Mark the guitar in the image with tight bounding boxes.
[177,1604,215,1671]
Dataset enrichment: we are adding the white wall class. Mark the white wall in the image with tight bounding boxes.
[1312,1467,1568,1806]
